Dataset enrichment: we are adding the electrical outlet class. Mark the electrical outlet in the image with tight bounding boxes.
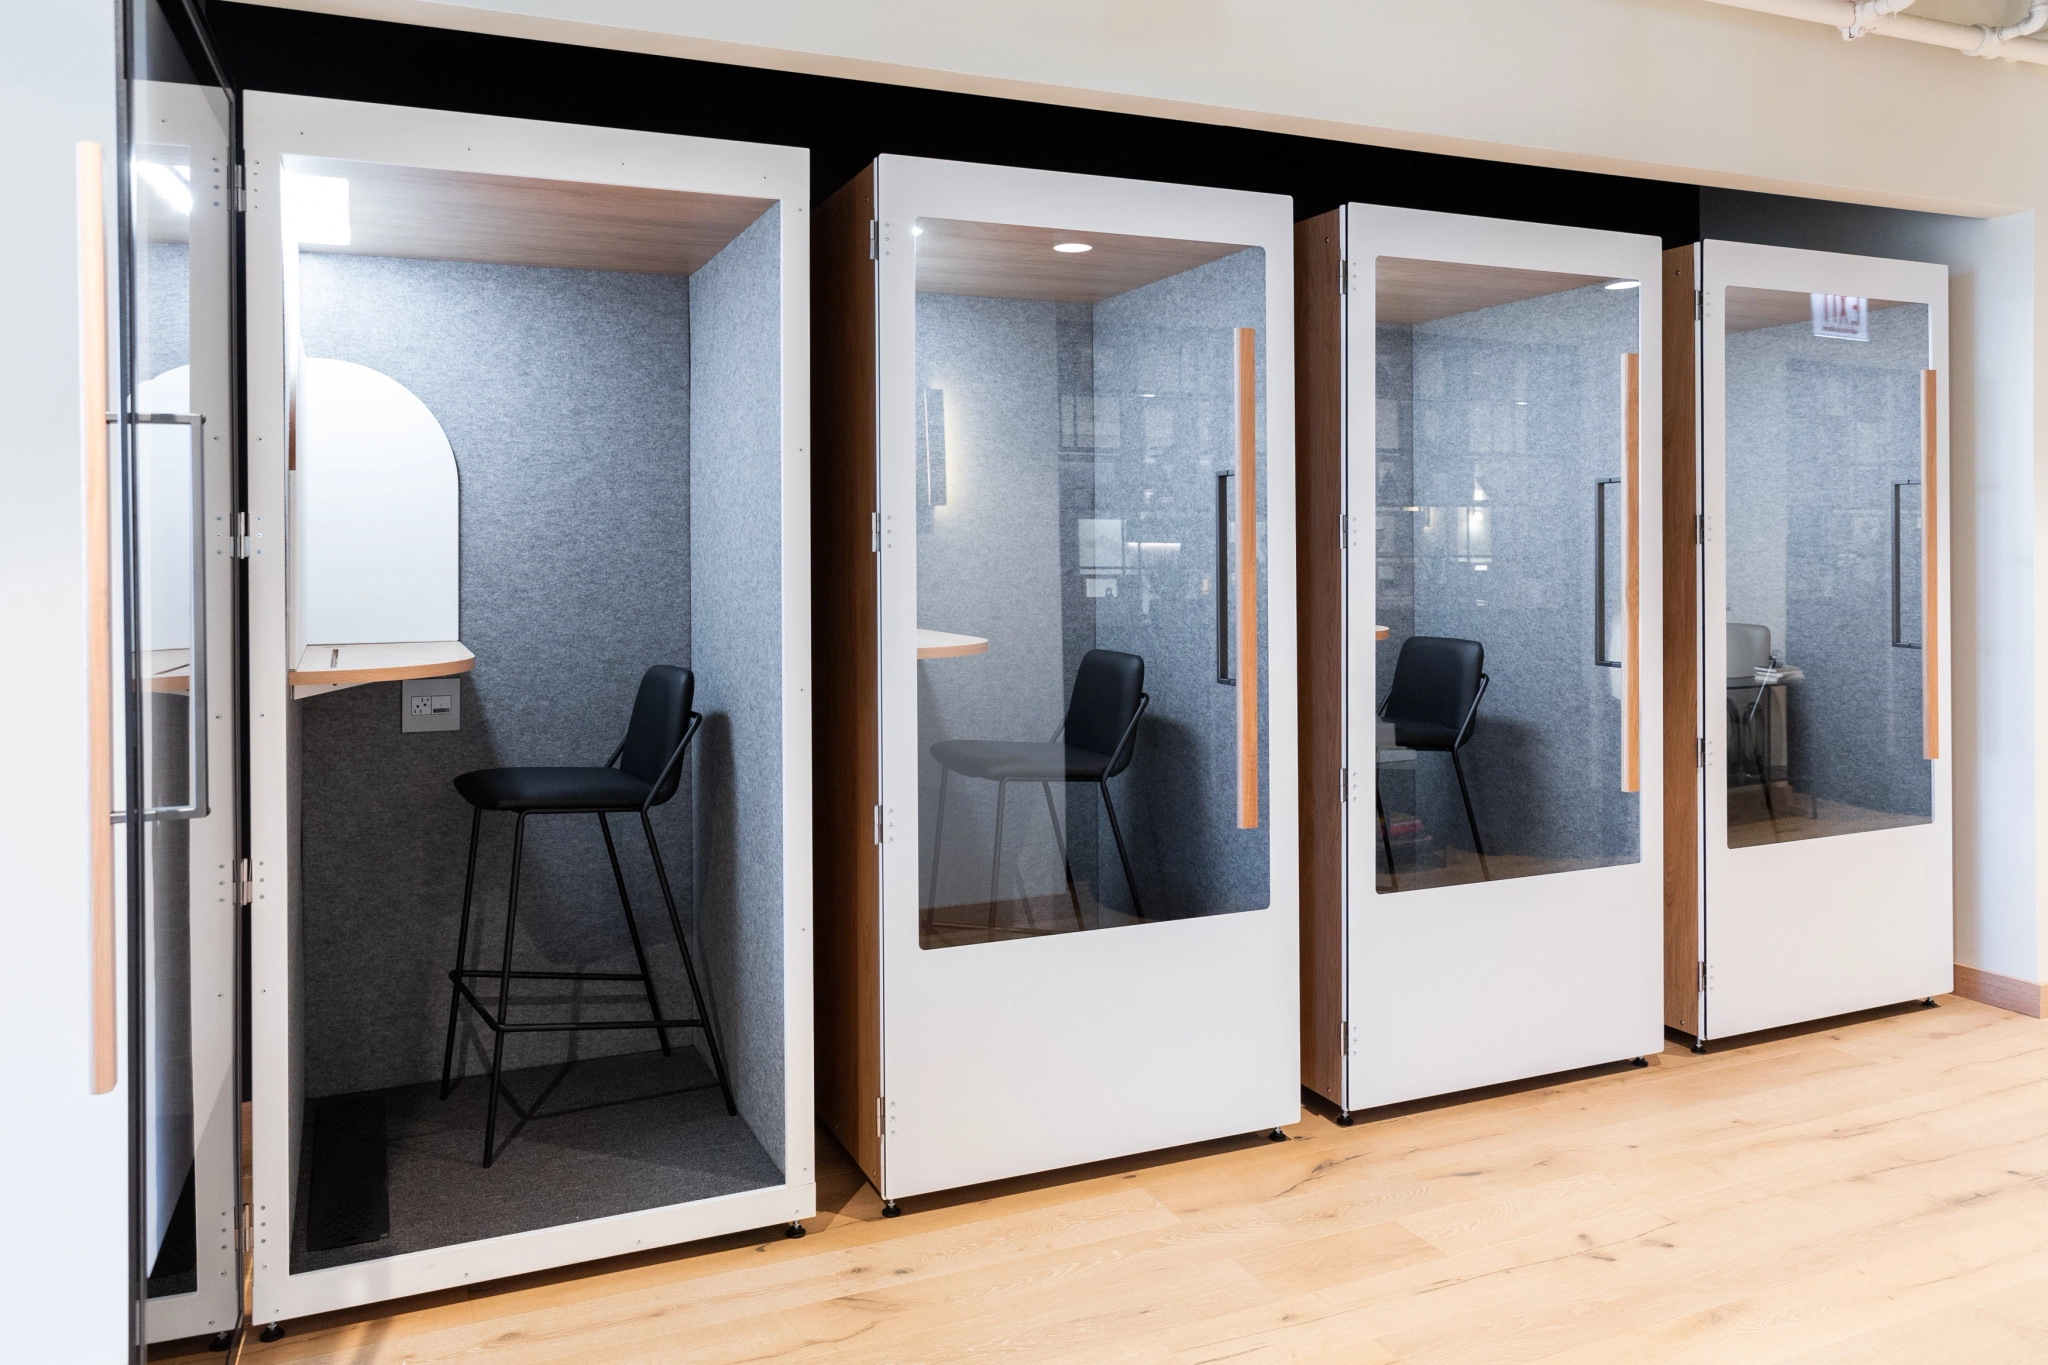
[401,677,461,732]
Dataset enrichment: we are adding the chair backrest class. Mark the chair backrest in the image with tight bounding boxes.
[618,665,695,803]
[1064,649,1145,776]
[1727,622,1772,680]
[1382,636,1485,739]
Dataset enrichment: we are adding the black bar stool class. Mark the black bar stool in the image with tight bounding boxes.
[438,664,735,1167]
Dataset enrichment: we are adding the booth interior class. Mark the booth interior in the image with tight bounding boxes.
[1718,288,1932,847]
[1372,259,1642,891]
[277,158,789,1268]
[911,220,1271,947]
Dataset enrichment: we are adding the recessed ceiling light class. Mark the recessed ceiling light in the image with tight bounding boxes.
[1605,279,1640,290]
[1053,242,1092,253]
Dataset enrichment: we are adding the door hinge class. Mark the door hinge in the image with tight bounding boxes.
[1698,961,1708,993]
[1696,738,1706,770]
[876,1096,885,1137]
[235,857,254,905]
[872,511,882,552]
[1339,512,1349,548]
[234,164,247,214]
[873,805,884,846]
[1695,513,1704,546]
[1339,766,1348,803]
[1695,288,1703,322]
[1338,257,1348,295]
[868,219,878,260]
[232,511,252,559]
[238,1203,253,1252]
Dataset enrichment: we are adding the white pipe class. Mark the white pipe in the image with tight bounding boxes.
[1843,0,1915,41]
[1697,0,2048,64]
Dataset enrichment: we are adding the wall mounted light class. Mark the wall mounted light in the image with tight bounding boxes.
[1053,242,1092,253]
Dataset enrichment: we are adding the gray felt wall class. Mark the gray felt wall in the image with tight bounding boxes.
[1375,284,1642,866]
[294,240,783,1113]
[686,206,787,1165]
[1724,302,1932,820]
[913,249,1270,921]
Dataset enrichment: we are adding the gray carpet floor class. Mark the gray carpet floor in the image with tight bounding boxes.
[291,1047,781,1272]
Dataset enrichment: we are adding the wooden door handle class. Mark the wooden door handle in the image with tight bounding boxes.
[80,141,116,1095]
[1235,327,1259,829]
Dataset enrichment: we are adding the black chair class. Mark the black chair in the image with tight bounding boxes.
[1377,636,1490,884]
[439,664,734,1167]
[927,649,1149,932]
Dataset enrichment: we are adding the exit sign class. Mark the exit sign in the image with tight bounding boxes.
[1811,294,1869,341]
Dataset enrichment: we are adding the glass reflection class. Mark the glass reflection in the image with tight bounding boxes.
[1374,259,1642,892]
[1722,287,1932,847]
[913,220,1269,948]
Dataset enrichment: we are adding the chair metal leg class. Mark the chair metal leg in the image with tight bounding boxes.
[986,779,1009,932]
[1041,781,1085,931]
[482,813,528,1168]
[1375,780,1397,891]
[599,812,671,1058]
[1450,749,1489,881]
[641,809,737,1117]
[927,766,950,912]
[1098,781,1144,920]
[440,807,484,1100]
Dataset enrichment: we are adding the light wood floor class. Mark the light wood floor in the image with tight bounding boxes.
[168,994,2048,1364]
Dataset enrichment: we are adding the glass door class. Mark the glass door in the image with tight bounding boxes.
[120,0,241,1347]
[1699,242,1951,1040]
[1344,206,1665,1111]
[873,157,1298,1200]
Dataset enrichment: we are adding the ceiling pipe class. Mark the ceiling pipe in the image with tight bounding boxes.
[1696,0,2048,64]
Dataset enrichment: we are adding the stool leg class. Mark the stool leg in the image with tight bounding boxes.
[642,809,737,1117]
[482,813,527,1168]
[440,807,484,1100]
[927,766,949,913]
[1099,781,1144,920]
[1451,749,1489,881]
[1041,782,1084,932]
[599,812,671,1057]
[987,780,1009,933]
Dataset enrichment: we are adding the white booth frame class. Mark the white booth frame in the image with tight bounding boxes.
[1691,240,1953,1042]
[243,92,814,1321]
[133,77,243,1347]
[872,155,1301,1201]
[1341,205,1668,1113]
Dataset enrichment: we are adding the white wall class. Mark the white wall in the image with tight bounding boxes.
[0,2,133,1361]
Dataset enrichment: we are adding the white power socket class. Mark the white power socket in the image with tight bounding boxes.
[401,677,461,732]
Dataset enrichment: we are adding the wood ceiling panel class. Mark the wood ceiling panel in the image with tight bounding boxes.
[1724,286,1916,334]
[288,156,775,276]
[913,218,1250,303]
[1375,257,1618,325]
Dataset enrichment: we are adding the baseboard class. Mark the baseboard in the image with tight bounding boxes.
[1953,963,2047,1019]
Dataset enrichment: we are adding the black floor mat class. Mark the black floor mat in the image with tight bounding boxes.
[306,1095,391,1251]
[291,1047,780,1273]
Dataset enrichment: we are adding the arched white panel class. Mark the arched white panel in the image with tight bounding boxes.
[298,356,460,644]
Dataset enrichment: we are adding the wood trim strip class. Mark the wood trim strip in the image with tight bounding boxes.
[1923,368,1939,761]
[1236,326,1259,829]
[1952,964,2045,1019]
[1660,246,1701,1038]
[80,141,117,1096]
[1293,212,1344,1106]
[1622,350,1641,794]
[811,165,884,1189]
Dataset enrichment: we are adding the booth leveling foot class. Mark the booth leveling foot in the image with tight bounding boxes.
[881,1200,902,1218]
[260,1323,285,1343]
[1267,1129,1287,1143]
[1336,1111,1354,1127]
[1630,1057,1649,1068]
[784,1221,806,1239]
[207,1332,231,1352]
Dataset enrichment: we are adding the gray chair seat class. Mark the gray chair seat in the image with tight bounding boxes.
[927,740,1114,784]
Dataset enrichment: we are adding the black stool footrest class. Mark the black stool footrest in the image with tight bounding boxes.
[449,977,710,1036]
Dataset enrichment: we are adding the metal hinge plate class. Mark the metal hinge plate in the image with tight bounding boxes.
[876,1096,885,1137]
[233,511,252,559]
[1698,961,1708,993]
[1695,513,1704,546]
[868,220,878,260]
[235,857,254,905]
[234,164,247,213]
[1697,738,1706,770]
[873,805,884,846]
[1695,288,1704,322]
[872,511,882,552]
[1339,766,1348,803]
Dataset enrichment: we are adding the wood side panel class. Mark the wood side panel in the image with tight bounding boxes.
[80,141,117,1094]
[1295,212,1345,1105]
[1236,326,1260,829]
[1952,964,2045,1018]
[811,166,883,1188]
[1923,369,1940,760]
[1661,245,1701,1037]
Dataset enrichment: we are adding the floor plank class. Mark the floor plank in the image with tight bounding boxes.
[152,995,2048,1365]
